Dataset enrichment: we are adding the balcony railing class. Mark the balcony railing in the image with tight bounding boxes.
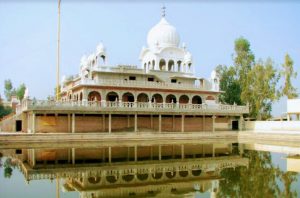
[16,99,249,115]
[68,78,213,92]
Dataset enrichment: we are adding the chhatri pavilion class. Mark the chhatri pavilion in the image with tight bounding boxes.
[1,8,248,133]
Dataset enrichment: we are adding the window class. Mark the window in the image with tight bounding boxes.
[148,77,154,82]
[129,76,136,80]
[171,79,177,83]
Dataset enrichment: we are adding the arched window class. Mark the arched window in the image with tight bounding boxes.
[179,95,189,104]
[188,63,192,72]
[152,60,155,70]
[137,93,149,102]
[88,91,101,101]
[151,94,163,103]
[159,59,166,71]
[192,96,202,104]
[168,60,175,71]
[106,92,119,102]
[122,92,134,102]
[79,92,83,101]
[177,60,182,72]
[166,94,177,103]
[100,55,106,63]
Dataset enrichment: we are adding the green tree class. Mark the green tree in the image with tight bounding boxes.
[279,171,298,198]
[217,37,281,119]
[218,150,298,198]
[281,54,298,99]
[3,158,14,179]
[248,59,280,120]
[216,65,242,105]
[4,79,13,101]
[0,95,12,119]
[233,37,255,104]
[16,83,26,100]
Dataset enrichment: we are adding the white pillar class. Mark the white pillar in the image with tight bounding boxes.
[181,145,185,159]
[72,148,75,165]
[108,146,112,163]
[32,113,36,134]
[158,145,162,160]
[159,114,162,133]
[172,115,175,131]
[108,114,111,134]
[134,114,137,133]
[32,149,36,166]
[134,145,137,162]
[181,115,185,133]
[68,114,71,132]
[150,115,153,129]
[212,115,216,132]
[72,113,75,133]
[102,114,105,132]
[127,115,130,128]
[27,113,30,133]
[239,115,243,131]
[203,115,205,131]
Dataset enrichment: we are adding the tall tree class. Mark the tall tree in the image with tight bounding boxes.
[248,59,280,120]
[4,79,13,101]
[217,37,281,119]
[16,83,26,101]
[281,54,298,99]
[233,37,255,104]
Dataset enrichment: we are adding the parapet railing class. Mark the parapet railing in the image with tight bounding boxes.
[69,79,213,92]
[16,99,249,114]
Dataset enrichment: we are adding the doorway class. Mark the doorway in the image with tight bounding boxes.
[16,120,22,132]
[232,120,239,130]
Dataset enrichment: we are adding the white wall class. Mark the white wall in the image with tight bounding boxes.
[287,99,300,113]
[245,121,300,131]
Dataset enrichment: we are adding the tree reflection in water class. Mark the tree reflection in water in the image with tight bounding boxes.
[218,150,298,198]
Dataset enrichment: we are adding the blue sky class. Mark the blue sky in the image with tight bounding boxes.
[0,1,299,116]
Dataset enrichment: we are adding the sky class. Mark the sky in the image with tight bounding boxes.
[0,1,300,116]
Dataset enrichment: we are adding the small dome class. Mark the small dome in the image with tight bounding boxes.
[147,17,180,48]
[96,43,106,55]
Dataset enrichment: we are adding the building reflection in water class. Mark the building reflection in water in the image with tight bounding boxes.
[10,143,249,198]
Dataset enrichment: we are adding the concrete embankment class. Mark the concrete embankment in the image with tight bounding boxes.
[239,131,300,146]
[0,132,238,149]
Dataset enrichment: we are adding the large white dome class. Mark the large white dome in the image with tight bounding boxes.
[147,17,180,48]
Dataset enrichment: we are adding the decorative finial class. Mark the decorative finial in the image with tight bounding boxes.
[161,5,166,18]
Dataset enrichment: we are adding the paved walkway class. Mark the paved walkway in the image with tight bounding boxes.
[0,131,238,149]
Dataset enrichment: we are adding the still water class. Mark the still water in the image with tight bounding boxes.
[0,142,299,198]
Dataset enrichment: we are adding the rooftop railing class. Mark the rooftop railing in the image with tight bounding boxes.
[69,78,212,91]
[16,99,249,115]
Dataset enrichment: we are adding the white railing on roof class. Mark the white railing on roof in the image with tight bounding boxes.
[16,99,249,114]
[71,78,208,91]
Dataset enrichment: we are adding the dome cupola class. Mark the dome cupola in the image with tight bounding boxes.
[146,7,180,49]
[147,17,180,49]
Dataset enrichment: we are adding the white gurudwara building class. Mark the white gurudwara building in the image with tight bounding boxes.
[1,9,248,133]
